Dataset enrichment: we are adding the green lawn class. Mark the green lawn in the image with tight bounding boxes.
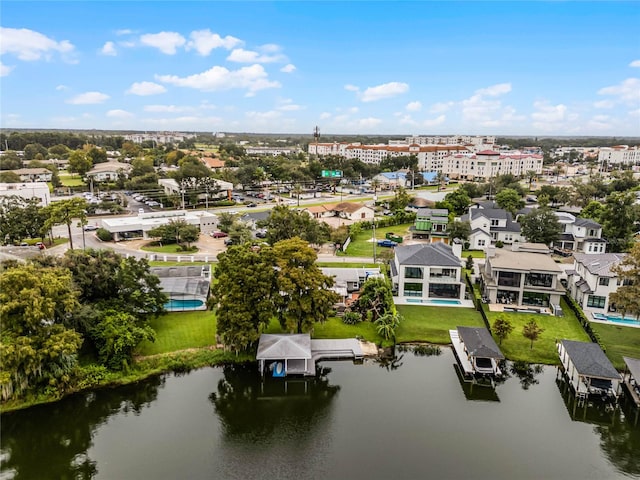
[590,322,640,370]
[141,243,199,253]
[316,262,379,269]
[396,305,485,344]
[462,250,485,258]
[58,174,85,187]
[343,223,414,257]
[486,299,590,365]
[136,311,217,356]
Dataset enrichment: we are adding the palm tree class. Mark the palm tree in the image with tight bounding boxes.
[525,170,537,191]
[375,312,401,342]
[435,171,447,192]
[292,184,303,207]
[371,178,381,198]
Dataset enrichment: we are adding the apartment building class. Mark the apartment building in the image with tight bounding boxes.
[598,145,640,166]
[443,151,544,180]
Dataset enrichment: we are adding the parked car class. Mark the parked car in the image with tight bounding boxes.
[83,225,99,231]
[377,239,398,248]
[211,231,229,238]
[36,242,46,250]
[247,203,257,208]
[224,237,234,246]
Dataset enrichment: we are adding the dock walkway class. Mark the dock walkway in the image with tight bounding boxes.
[449,329,474,376]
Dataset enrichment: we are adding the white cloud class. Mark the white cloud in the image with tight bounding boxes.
[344,84,359,92]
[246,110,283,121]
[430,101,454,114]
[55,84,69,91]
[598,78,640,104]
[126,81,167,96]
[66,91,110,105]
[278,104,302,111]
[399,115,418,126]
[406,101,422,112]
[476,83,512,96]
[144,104,194,113]
[156,64,280,95]
[360,82,409,102]
[531,100,577,131]
[227,47,285,64]
[100,41,117,56]
[0,27,74,61]
[140,31,186,55]
[594,99,615,109]
[280,64,296,73]
[357,117,383,128]
[186,29,243,56]
[119,41,136,48]
[629,60,640,68]
[142,116,224,128]
[107,109,133,118]
[629,108,640,117]
[319,112,331,120]
[0,61,14,77]
[116,29,134,36]
[423,115,446,127]
[585,114,613,131]
[348,107,359,114]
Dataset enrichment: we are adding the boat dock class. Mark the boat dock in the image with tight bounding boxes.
[449,329,474,376]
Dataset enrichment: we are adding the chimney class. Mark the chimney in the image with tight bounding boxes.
[451,238,462,259]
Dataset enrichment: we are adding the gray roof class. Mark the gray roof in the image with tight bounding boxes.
[469,208,509,221]
[158,277,210,296]
[560,340,620,380]
[416,208,449,218]
[241,211,271,223]
[573,253,626,277]
[151,265,211,278]
[256,334,312,360]
[623,356,640,381]
[457,326,505,359]
[320,267,381,284]
[574,217,601,229]
[395,242,461,267]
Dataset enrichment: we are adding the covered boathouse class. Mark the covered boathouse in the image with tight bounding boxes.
[449,326,505,380]
[256,334,363,377]
[557,340,622,402]
[623,356,640,424]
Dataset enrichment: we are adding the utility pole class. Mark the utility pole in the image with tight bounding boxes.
[372,221,377,263]
[313,126,320,162]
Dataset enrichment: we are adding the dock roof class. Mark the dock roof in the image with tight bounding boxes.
[623,356,640,381]
[256,334,312,360]
[457,326,505,359]
[560,340,620,380]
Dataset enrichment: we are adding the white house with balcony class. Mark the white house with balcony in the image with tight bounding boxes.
[567,253,627,316]
[480,244,564,312]
[390,241,468,304]
[461,207,524,249]
[553,212,605,255]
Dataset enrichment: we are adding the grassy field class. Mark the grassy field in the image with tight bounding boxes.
[485,299,590,365]
[396,305,485,344]
[136,310,217,356]
[141,243,199,253]
[58,174,85,187]
[590,322,640,370]
[316,262,379,268]
[462,250,485,258]
[343,222,414,257]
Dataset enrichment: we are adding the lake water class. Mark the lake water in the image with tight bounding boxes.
[2,347,639,480]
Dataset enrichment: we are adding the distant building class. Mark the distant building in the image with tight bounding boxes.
[10,168,52,182]
[552,212,605,255]
[567,253,626,316]
[0,182,50,205]
[100,210,217,241]
[443,150,544,180]
[86,161,132,182]
[411,208,450,243]
[123,132,196,144]
[598,145,639,166]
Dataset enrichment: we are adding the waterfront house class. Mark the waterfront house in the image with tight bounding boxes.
[320,267,382,303]
[553,212,605,256]
[149,264,211,311]
[461,206,524,249]
[557,340,621,401]
[390,241,465,303]
[566,253,626,316]
[450,326,504,377]
[410,208,450,243]
[480,244,564,312]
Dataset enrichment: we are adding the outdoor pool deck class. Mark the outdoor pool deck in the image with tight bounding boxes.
[488,304,552,315]
[590,312,640,329]
[394,297,475,308]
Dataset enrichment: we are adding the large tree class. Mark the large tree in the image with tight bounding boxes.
[0,196,46,244]
[0,264,82,401]
[519,208,562,245]
[495,188,524,216]
[448,220,471,242]
[610,243,640,319]
[41,198,88,250]
[442,189,471,216]
[67,150,92,177]
[211,244,278,351]
[259,205,330,245]
[273,237,340,333]
[354,276,395,322]
[148,219,200,248]
[600,191,640,252]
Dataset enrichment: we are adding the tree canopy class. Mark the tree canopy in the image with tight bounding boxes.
[519,208,562,245]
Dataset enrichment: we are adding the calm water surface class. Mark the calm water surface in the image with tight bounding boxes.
[2,347,639,480]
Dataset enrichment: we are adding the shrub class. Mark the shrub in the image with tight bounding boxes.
[342,311,363,325]
[495,240,504,248]
[96,228,113,241]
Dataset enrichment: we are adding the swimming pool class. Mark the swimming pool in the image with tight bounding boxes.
[165,299,205,311]
[406,298,461,305]
[592,312,640,327]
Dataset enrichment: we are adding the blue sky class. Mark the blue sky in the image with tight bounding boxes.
[1,1,639,136]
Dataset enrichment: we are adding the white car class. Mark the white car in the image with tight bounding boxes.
[83,225,99,231]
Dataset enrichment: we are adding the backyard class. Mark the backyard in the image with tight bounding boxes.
[136,310,216,356]
[342,222,414,258]
[590,322,640,370]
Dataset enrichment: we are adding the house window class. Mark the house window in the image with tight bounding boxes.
[478,239,486,247]
[404,267,424,279]
[491,219,500,227]
[429,283,460,299]
[587,295,606,308]
[598,277,609,286]
[403,283,423,297]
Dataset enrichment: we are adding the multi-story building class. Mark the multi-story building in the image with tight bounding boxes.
[0,182,50,205]
[443,150,544,180]
[123,132,196,145]
[410,208,449,243]
[598,145,640,166]
[461,207,523,248]
[552,212,605,255]
[480,244,564,310]
[391,241,466,302]
[567,253,627,315]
